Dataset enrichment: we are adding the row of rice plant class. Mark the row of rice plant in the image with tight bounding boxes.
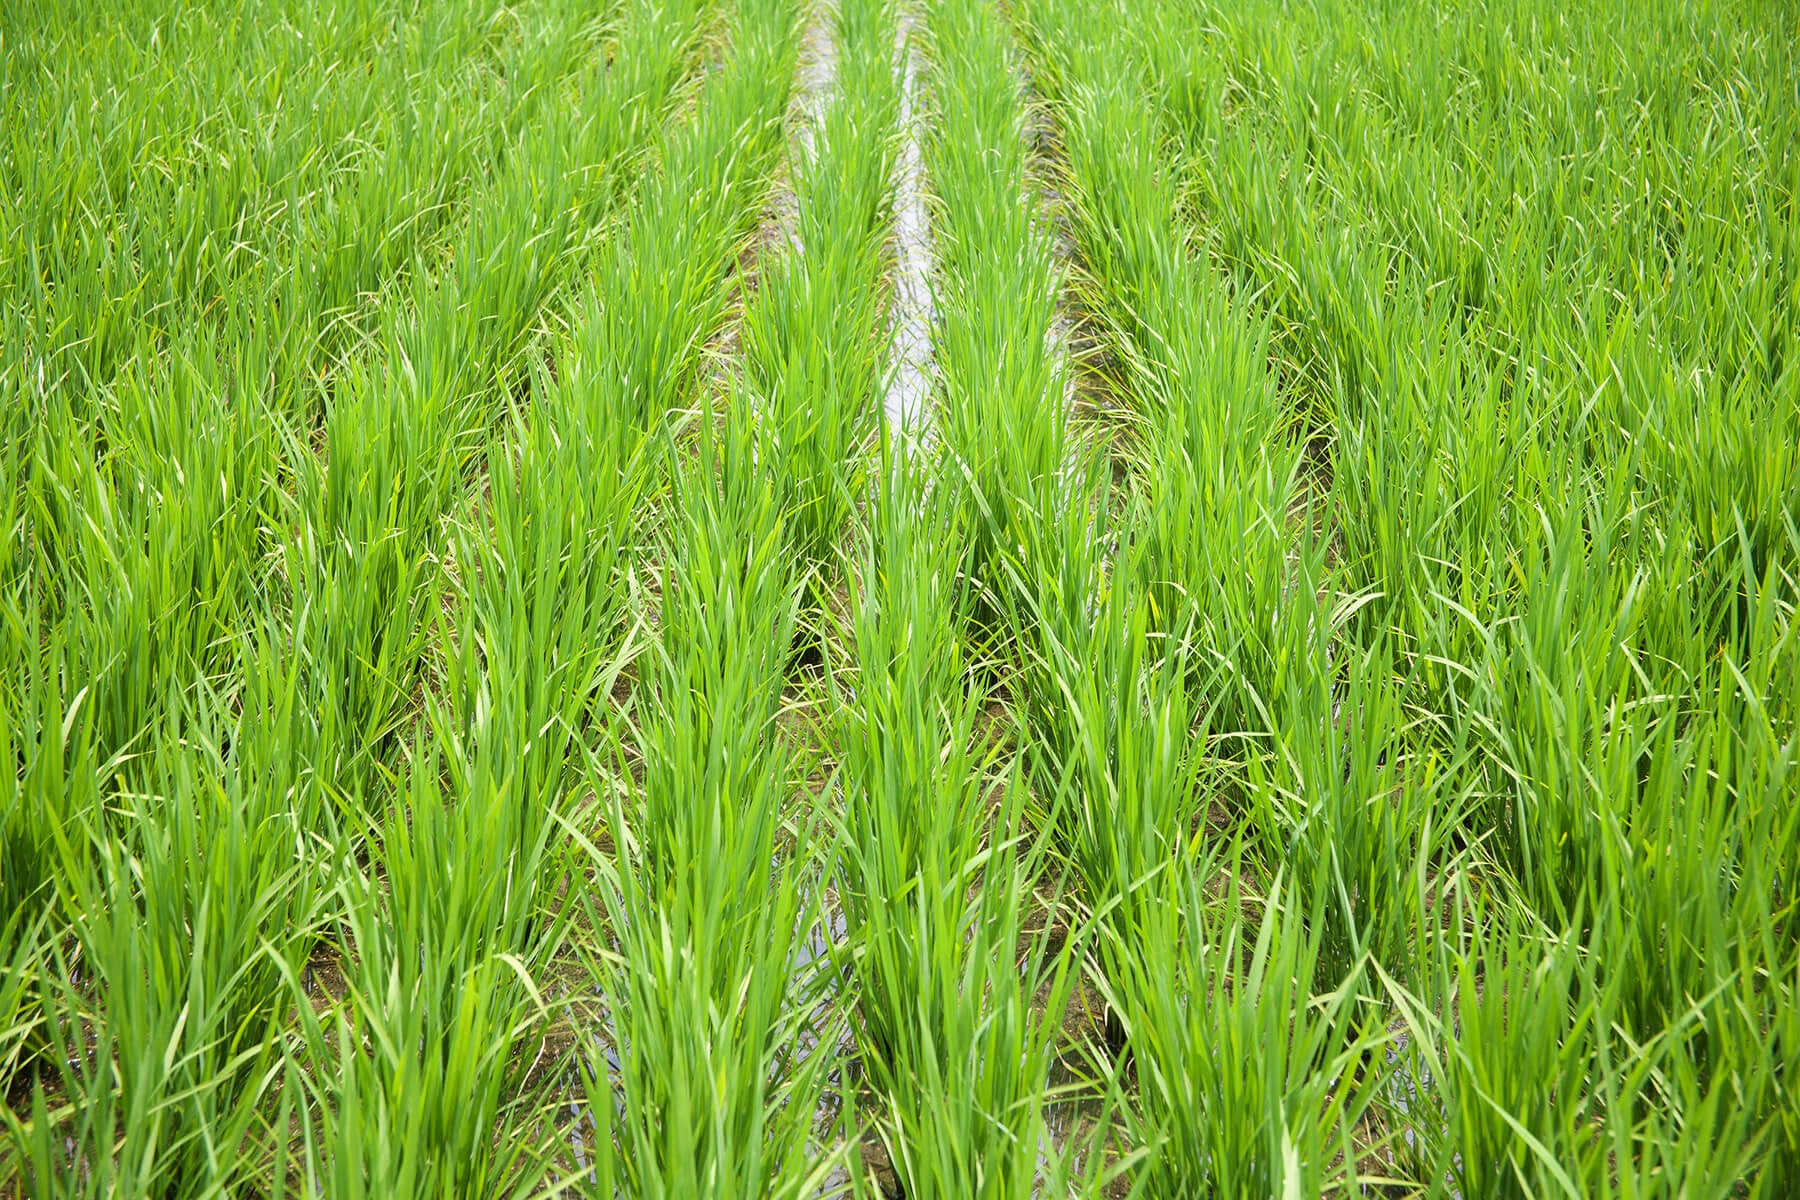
[1015,0,1799,1191]
[551,0,859,1191]
[562,0,922,1190]
[0,0,744,1191]
[294,0,729,814]
[262,0,814,1186]
[0,0,644,1152]
[999,1,1389,1191]
[822,0,1095,1192]
[5,0,669,805]
[2,0,601,407]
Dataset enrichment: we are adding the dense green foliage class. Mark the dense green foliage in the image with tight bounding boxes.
[2,0,1793,1194]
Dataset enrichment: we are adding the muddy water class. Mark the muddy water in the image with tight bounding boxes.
[884,10,936,433]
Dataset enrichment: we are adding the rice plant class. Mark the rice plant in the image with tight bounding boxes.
[3,0,1794,1192]
[1015,0,1800,1189]
[833,438,1077,1197]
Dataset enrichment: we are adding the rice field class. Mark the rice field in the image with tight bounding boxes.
[1,0,1796,1194]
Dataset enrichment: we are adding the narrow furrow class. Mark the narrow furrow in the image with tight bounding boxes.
[883,9,936,433]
